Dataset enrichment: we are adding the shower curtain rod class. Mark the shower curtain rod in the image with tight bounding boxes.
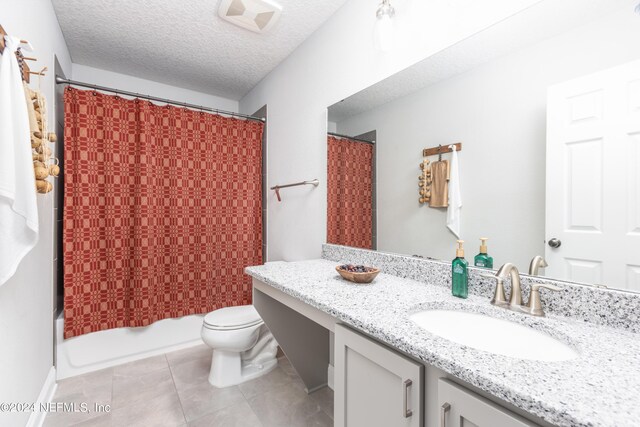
[55,76,265,122]
[328,132,375,144]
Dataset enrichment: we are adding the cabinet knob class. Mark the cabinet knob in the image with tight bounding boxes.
[403,379,413,418]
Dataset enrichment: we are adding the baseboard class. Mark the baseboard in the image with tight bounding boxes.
[26,367,57,427]
[327,364,334,390]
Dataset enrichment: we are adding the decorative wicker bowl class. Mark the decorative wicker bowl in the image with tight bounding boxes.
[335,265,380,284]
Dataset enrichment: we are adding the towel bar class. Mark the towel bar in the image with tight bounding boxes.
[270,179,319,202]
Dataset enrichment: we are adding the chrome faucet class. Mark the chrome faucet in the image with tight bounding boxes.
[528,256,548,276]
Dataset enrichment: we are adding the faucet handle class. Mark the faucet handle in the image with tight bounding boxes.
[481,274,507,306]
[526,283,561,317]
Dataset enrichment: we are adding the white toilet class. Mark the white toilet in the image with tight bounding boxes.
[201,305,278,388]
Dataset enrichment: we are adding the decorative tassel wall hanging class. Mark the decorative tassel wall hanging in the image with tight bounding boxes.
[418,158,431,204]
[1,23,58,194]
[26,84,59,194]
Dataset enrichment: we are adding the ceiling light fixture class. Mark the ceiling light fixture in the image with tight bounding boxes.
[635,2,640,15]
[374,0,396,52]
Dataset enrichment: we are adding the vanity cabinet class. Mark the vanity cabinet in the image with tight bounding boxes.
[253,279,548,427]
[334,324,424,427]
[438,378,539,427]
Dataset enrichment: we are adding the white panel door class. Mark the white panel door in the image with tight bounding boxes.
[546,59,640,290]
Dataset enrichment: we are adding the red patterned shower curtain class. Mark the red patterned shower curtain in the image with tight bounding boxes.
[63,87,263,338]
[327,136,373,249]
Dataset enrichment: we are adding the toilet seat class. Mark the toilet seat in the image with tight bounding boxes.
[203,305,262,331]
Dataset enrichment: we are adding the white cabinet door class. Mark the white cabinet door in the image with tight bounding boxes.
[335,324,423,427]
[546,59,640,290]
[438,379,538,427]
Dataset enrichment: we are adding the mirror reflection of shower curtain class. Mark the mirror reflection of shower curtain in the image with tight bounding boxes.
[327,136,373,249]
[62,87,264,338]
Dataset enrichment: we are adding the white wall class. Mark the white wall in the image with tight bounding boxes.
[0,1,72,426]
[72,64,239,112]
[335,9,640,270]
[239,0,545,261]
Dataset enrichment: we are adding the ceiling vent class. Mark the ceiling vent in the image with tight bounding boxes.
[218,0,282,33]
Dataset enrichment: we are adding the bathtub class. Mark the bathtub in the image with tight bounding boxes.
[55,312,205,379]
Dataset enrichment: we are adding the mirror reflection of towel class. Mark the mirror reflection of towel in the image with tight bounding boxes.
[447,145,462,238]
[429,160,449,208]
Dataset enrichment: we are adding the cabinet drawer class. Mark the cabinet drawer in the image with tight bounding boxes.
[438,378,540,427]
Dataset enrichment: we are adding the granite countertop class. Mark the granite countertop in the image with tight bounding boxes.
[245,259,640,427]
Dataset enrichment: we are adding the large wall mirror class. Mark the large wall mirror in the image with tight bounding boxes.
[326,0,640,293]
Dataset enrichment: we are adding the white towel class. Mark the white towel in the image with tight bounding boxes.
[447,144,462,238]
[0,36,39,286]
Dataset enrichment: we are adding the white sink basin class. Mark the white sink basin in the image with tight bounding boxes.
[410,309,578,362]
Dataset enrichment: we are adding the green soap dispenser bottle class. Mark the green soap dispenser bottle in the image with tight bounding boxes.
[474,237,494,268]
[452,240,468,298]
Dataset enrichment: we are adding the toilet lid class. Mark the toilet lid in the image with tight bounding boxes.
[203,305,262,329]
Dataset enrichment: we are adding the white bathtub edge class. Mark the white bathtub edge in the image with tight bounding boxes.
[56,313,205,379]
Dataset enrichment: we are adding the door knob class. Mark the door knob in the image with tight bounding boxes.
[548,238,561,248]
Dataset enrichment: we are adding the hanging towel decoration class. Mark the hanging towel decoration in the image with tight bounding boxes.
[429,156,449,208]
[0,36,39,286]
[447,144,462,238]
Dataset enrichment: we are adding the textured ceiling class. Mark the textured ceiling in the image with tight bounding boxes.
[52,0,348,100]
[328,0,631,122]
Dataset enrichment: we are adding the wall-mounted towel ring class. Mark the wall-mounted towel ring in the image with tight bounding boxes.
[270,179,319,202]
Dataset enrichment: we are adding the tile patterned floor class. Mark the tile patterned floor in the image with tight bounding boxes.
[44,345,333,427]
